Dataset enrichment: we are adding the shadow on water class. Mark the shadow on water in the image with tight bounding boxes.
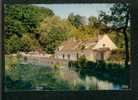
[15,56,128,90]
[68,60,129,89]
[59,65,125,90]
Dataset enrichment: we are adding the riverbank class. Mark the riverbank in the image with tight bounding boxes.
[5,54,129,90]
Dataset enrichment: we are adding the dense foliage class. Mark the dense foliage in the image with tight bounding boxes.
[4,4,130,54]
[4,4,54,53]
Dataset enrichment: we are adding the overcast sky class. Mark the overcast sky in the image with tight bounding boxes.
[34,4,113,19]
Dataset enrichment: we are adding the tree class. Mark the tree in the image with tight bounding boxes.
[99,3,130,67]
[4,34,23,54]
[88,16,110,37]
[68,13,83,28]
[43,27,67,54]
[4,4,54,38]
[21,34,40,52]
[38,16,70,54]
[4,4,54,53]
[88,16,99,28]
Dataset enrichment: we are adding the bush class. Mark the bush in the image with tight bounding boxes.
[77,55,87,68]
[76,84,86,91]
[5,75,33,90]
[110,48,125,62]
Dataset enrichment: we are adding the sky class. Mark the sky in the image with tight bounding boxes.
[34,4,113,19]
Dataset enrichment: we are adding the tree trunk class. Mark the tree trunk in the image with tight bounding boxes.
[123,31,129,67]
[123,10,129,67]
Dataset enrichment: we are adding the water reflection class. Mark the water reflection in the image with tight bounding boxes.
[81,76,126,90]
[21,58,128,90]
[60,66,126,90]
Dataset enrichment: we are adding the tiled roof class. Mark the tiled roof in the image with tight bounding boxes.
[58,38,82,51]
[57,34,117,52]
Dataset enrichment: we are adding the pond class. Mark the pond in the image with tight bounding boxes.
[83,76,127,90]
[20,56,128,90]
[58,65,128,90]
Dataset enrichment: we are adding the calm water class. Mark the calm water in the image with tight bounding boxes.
[84,76,123,90]
[22,58,128,90]
[58,65,127,90]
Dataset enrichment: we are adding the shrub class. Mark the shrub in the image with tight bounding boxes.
[5,75,33,90]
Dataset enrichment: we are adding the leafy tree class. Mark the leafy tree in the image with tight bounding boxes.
[44,27,67,54]
[4,17,26,38]
[5,34,23,54]
[99,3,130,67]
[68,13,83,28]
[88,16,109,38]
[88,16,100,28]
[4,4,54,53]
[4,4,54,38]
[38,16,71,53]
[21,34,40,52]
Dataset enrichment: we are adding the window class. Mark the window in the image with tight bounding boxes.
[63,54,65,59]
[103,44,105,47]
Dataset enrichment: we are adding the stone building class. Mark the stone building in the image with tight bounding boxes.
[21,34,118,66]
[55,34,117,62]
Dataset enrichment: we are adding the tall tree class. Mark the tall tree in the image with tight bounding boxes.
[4,4,54,53]
[99,3,130,67]
[88,16,99,28]
[4,4,54,38]
[68,13,83,28]
[38,16,70,53]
